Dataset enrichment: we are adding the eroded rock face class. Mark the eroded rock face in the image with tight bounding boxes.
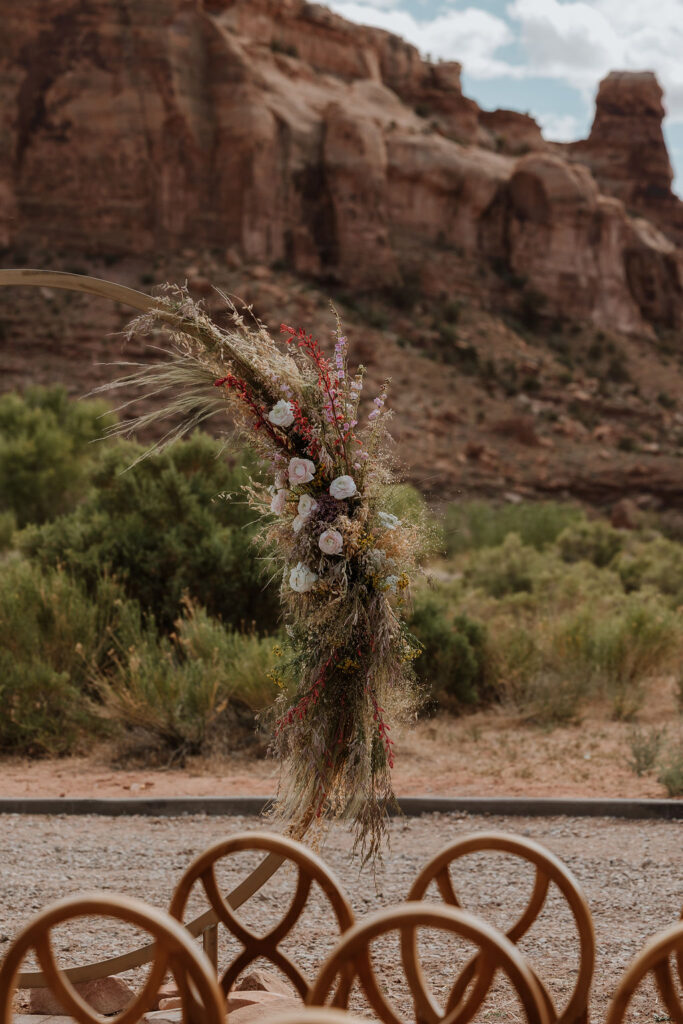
[566,71,683,247]
[2,0,682,334]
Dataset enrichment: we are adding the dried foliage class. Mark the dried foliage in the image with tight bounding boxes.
[96,287,433,863]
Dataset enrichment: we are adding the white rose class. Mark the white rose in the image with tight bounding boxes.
[298,493,318,517]
[329,475,357,500]
[289,457,316,486]
[378,511,401,530]
[289,562,318,593]
[270,489,288,515]
[268,400,295,428]
[319,529,344,555]
[292,514,307,533]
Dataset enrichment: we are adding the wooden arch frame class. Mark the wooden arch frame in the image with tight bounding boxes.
[0,267,301,991]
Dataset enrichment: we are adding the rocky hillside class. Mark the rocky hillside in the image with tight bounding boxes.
[1,0,682,510]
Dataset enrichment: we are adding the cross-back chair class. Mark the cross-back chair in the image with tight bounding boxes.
[307,901,552,1024]
[0,892,224,1024]
[169,830,354,999]
[407,831,595,1024]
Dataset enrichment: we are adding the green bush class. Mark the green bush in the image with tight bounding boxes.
[0,387,115,527]
[557,519,623,568]
[0,510,16,551]
[0,560,141,754]
[657,743,683,796]
[20,435,280,633]
[409,595,487,705]
[96,601,279,759]
[591,602,678,719]
[613,536,683,608]
[443,501,581,556]
[0,559,138,690]
[627,727,665,776]
[465,534,540,597]
[0,656,94,756]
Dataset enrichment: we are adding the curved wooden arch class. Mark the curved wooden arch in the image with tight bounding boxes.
[170,831,354,998]
[307,902,553,1024]
[407,832,595,1024]
[0,267,300,991]
[0,268,156,312]
[0,892,225,1024]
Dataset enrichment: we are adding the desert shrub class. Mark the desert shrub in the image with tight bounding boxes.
[612,536,683,608]
[0,656,95,756]
[591,602,678,718]
[0,387,115,527]
[557,519,623,568]
[0,558,138,690]
[483,621,540,706]
[20,435,280,634]
[96,601,279,760]
[423,530,681,724]
[627,726,665,776]
[409,595,487,706]
[0,510,15,551]
[0,560,141,754]
[657,743,683,796]
[443,501,581,556]
[465,534,540,597]
[516,671,587,726]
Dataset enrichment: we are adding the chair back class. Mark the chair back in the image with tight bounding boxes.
[0,892,225,1024]
[169,830,354,998]
[408,832,594,1024]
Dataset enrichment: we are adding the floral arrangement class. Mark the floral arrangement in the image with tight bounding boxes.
[101,286,430,863]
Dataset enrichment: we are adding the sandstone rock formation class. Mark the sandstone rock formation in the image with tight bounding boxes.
[1,0,682,335]
[565,72,683,247]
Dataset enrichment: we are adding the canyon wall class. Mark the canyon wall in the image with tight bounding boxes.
[1,0,682,334]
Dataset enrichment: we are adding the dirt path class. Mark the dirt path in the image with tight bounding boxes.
[2,812,681,1023]
[2,707,680,800]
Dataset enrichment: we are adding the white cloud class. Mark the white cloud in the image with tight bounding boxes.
[506,0,683,120]
[328,0,683,123]
[536,111,582,141]
[328,3,513,76]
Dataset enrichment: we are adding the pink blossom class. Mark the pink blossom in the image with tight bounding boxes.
[319,529,343,555]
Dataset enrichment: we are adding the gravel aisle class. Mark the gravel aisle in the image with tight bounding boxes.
[1,813,681,1021]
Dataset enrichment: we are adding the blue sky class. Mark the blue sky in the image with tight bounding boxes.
[328,0,683,196]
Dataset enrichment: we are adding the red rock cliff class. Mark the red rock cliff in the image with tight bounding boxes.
[1,0,682,334]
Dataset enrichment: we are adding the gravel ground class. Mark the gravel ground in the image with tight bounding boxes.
[1,813,681,1022]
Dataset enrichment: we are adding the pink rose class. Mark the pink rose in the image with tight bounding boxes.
[319,529,344,555]
[289,457,316,486]
[298,494,318,517]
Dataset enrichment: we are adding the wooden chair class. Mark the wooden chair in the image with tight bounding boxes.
[407,832,594,1024]
[0,892,225,1024]
[266,1010,370,1024]
[169,830,354,999]
[307,902,552,1024]
[605,920,683,1024]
